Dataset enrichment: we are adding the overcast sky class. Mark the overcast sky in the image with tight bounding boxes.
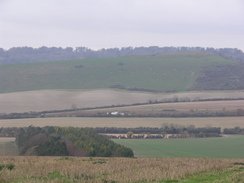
[0,0,244,51]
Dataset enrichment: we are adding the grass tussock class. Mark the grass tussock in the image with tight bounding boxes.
[0,157,243,182]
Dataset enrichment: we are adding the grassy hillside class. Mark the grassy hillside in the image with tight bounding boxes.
[0,52,237,93]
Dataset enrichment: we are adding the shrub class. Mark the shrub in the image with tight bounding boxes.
[0,164,15,171]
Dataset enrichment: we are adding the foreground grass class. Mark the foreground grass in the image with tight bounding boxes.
[0,157,243,183]
[113,135,244,158]
[181,164,244,183]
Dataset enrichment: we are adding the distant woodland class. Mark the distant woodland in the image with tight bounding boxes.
[190,63,244,90]
[0,46,243,64]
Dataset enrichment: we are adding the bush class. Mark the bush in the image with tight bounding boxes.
[0,164,15,171]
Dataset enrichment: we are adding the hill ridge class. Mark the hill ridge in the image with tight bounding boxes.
[1,46,243,64]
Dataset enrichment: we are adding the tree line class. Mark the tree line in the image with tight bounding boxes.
[90,124,222,139]
[91,124,244,139]
[2,124,243,139]
[90,124,221,135]
[0,46,243,64]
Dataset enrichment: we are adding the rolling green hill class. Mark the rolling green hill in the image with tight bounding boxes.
[0,52,239,93]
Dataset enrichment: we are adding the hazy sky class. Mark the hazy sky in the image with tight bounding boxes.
[1,0,244,51]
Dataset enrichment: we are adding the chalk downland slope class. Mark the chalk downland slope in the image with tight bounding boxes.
[0,52,241,93]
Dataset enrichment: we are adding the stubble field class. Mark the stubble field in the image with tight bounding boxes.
[1,116,244,128]
[66,100,244,117]
[1,89,244,113]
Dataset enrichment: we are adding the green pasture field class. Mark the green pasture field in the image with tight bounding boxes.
[0,52,235,93]
[1,116,244,128]
[113,135,244,158]
[0,138,18,156]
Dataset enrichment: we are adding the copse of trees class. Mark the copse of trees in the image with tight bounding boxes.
[15,126,134,157]
[0,46,243,64]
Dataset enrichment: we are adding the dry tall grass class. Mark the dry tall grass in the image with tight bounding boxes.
[0,157,242,182]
